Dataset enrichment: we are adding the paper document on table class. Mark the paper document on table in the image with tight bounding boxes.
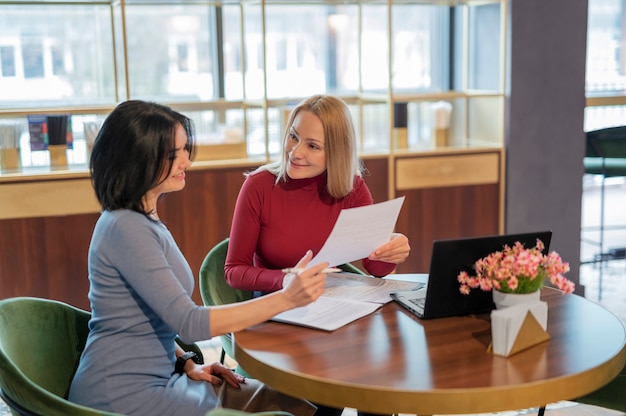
[325,272,420,304]
[310,196,405,267]
[271,272,419,331]
[271,296,382,331]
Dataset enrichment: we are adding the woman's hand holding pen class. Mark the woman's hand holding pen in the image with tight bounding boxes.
[281,250,328,308]
[368,232,411,264]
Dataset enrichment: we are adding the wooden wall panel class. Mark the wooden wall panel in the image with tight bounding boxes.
[395,184,500,273]
[0,214,98,310]
[362,158,389,203]
[0,167,248,310]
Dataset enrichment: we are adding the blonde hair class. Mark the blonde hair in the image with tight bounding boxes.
[250,95,363,198]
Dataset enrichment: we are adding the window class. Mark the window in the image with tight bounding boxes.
[22,42,44,78]
[0,4,115,108]
[176,43,190,73]
[467,3,501,91]
[391,3,449,93]
[0,0,506,170]
[51,44,67,76]
[122,5,216,102]
[586,0,626,130]
[0,45,15,77]
[0,1,480,106]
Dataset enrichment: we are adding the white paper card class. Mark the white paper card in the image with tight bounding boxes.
[490,300,548,356]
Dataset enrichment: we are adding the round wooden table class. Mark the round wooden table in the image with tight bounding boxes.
[233,288,626,415]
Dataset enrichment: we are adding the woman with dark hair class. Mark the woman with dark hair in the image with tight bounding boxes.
[69,100,328,416]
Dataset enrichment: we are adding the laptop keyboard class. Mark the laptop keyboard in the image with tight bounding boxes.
[409,297,426,310]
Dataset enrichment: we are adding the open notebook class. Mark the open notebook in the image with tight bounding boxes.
[390,231,553,319]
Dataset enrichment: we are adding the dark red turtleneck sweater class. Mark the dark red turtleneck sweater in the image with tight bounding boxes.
[225,170,396,292]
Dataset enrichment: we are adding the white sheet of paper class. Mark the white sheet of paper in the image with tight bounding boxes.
[310,196,405,267]
[269,270,419,331]
[271,296,382,331]
[491,300,548,356]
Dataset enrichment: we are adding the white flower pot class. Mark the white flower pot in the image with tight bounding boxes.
[492,290,541,309]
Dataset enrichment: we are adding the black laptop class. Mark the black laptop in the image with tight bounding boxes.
[390,231,552,319]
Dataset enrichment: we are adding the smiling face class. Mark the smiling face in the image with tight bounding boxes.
[285,110,327,180]
[143,123,191,211]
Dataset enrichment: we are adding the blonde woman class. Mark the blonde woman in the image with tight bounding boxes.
[226,94,410,293]
[225,95,411,416]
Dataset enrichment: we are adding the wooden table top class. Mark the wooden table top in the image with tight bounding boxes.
[233,288,626,415]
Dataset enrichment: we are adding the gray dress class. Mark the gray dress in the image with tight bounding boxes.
[69,210,218,416]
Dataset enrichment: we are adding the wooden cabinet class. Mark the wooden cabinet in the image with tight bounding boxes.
[393,149,503,272]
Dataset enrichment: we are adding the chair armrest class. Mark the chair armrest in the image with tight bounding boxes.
[175,337,205,364]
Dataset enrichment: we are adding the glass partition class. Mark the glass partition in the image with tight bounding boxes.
[0,3,116,108]
[119,4,220,102]
[586,0,626,97]
[361,2,389,94]
[0,0,507,173]
[467,2,501,91]
[586,0,626,130]
[391,3,449,93]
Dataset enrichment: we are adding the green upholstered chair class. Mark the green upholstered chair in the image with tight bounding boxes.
[205,409,293,416]
[199,238,254,373]
[0,297,123,416]
[575,361,626,413]
[584,126,626,176]
[199,237,364,372]
[0,296,204,416]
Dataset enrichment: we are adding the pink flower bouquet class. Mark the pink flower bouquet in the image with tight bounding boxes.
[458,239,575,295]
